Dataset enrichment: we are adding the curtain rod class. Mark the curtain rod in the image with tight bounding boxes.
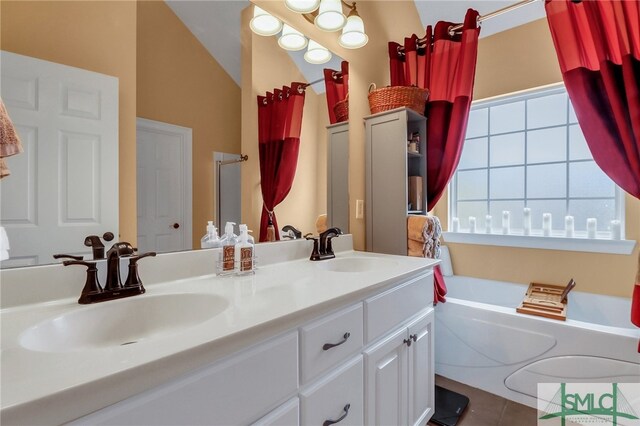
[303,71,343,88]
[447,0,540,35]
[218,154,248,166]
[398,0,540,50]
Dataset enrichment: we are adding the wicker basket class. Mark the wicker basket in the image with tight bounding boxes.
[333,94,349,123]
[368,83,429,115]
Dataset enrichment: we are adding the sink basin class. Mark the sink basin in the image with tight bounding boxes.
[316,257,398,273]
[20,293,229,353]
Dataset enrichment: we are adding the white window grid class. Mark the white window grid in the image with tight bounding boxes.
[449,84,625,237]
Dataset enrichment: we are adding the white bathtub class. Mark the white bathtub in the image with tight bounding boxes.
[435,276,640,408]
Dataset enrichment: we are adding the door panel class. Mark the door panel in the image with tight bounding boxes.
[136,119,192,253]
[364,326,408,426]
[407,309,435,426]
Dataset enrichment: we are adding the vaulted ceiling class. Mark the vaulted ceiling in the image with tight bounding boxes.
[166,0,546,90]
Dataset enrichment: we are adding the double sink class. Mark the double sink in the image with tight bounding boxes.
[16,256,398,354]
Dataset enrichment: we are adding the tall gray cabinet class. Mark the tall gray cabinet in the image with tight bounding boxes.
[365,108,427,255]
[327,122,349,233]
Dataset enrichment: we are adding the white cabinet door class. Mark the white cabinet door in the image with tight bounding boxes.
[407,309,435,426]
[364,326,408,426]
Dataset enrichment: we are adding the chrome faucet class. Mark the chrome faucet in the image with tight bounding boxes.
[63,241,156,304]
[307,227,342,261]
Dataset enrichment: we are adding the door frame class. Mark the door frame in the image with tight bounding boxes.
[136,117,193,251]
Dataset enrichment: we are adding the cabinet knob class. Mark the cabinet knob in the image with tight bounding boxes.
[404,338,412,347]
[410,333,417,342]
[172,223,180,229]
[322,332,351,351]
[323,404,350,426]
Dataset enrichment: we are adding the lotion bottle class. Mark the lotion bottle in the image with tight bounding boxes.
[235,224,254,275]
[219,222,237,275]
[200,221,221,249]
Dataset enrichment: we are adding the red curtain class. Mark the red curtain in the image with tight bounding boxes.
[257,82,306,242]
[389,9,481,304]
[544,0,640,349]
[324,61,349,124]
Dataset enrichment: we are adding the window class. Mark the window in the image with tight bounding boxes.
[449,85,627,249]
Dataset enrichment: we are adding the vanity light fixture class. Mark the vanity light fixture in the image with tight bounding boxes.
[338,6,368,48]
[250,6,283,36]
[304,40,332,64]
[285,0,320,14]
[314,0,347,32]
[278,24,308,51]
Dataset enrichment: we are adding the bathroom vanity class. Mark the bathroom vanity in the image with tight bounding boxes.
[0,236,437,425]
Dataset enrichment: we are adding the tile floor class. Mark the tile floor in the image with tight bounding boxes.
[429,375,540,426]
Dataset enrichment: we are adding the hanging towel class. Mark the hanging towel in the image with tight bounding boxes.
[0,226,10,261]
[407,215,447,304]
[0,98,23,179]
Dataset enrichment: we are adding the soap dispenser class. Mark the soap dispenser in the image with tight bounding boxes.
[201,221,221,249]
[235,224,255,275]
[219,222,238,275]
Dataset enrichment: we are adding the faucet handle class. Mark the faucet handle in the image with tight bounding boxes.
[124,252,156,289]
[53,253,84,261]
[63,260,103,304]
[305,236,321,261]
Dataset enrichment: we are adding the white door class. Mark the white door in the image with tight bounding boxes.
[0,51,118,267]
[136,118,192,253]
[407,309,435,426]
[364,327,408,426]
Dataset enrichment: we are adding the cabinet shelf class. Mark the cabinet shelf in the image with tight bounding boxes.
[407,151,422,158]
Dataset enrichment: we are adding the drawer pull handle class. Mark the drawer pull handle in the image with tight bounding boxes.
[323,332,351,351]
[323,403,350,426]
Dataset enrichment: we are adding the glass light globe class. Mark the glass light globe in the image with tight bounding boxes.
[250,6,283,36]
[339,12,368,48]
[314,0,346,32]
[278,24,308,51]
[285,0,320,13]
[304,40,332,64]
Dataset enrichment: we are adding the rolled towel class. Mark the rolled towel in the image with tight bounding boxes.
[0,226,9,261]
[315,214,327,234]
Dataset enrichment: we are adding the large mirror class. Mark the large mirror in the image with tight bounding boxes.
[0,0,346,268]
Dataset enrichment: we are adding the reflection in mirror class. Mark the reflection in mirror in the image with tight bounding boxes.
[0,0,346,268]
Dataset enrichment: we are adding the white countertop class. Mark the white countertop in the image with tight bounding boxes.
[1,240,438,425]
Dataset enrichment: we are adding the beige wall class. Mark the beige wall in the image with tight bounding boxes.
[1,0,137,243]
[137,1,241,247]
[431,18,640,299]
[241,6,329,238]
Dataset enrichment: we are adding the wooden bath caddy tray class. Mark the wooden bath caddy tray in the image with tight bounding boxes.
[516,281,574,321]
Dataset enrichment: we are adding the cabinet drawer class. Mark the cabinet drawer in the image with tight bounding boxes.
[300,356,364,426]
[365,272,433,343]
[300,303,363,384]
[71,332,298,426]
[252,397,299,426]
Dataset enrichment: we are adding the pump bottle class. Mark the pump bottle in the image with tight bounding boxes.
[200,221,221,249]
[219,222,238,275]
[235,224,255,275]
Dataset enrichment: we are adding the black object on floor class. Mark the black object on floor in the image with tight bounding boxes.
[431,385,470,426]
